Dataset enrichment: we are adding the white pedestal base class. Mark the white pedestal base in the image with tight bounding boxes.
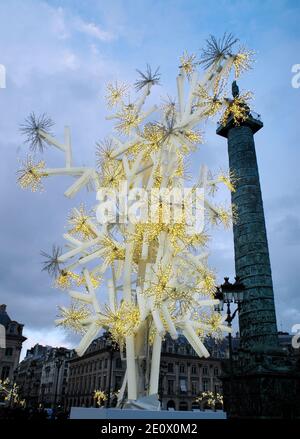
[70,407,227,419]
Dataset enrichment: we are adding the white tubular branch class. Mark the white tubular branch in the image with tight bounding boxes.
[68,290,94,304]
[108,279,116,312]
[43,167,86,176]
[38,129,65,152]
[136,286,147,321]
[58,238,99,262]
[149,333,162,395]
[135,83,151,112]
[83,268,101,313]
[64,126,72,168]
[176,73,185,118]
[160,303,178,340]
[182,321,210,358]
[78,248,106,265]
[64,169,93,198]
[76,322,99,356]
[63,234,83,248]
[151,308,165,336]
[182,71,199,122]
[125,336,137,400]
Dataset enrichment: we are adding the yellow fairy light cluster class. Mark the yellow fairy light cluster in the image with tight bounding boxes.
[220,91,253,126]
[197,267,216,296]
[17,156,47,192]
[208,203,237,229]
[205,313,225,339]
[100,159,125,188]
[96,139,126,189]
[232,48,254,78]
[0,379,25,407]
[68,205,96,240]
[139,123,165,157]
[144,264,173,305]
[196,391,223,409]
[115,104,142,135]
[99,236,125,265]
[76,272,101,289]
[55,270,76,289]
[55,270,101,290]
[93,389,107,406]
[96,139,115,165]
[57,303,90,333]
[167,223,208,254]
[194,85,223,118]
[179,51,198,77]
[216,170,236,193]
[98,302,140,345]
[184,129,202,145]
[106,81,129,108]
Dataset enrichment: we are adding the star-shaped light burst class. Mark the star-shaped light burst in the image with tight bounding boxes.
[179,51,199,78]
[231,46,255,78]
[199,33,238,69]
[56,302,90,334]
[17,156,47,192]
[135,64,161,91]
[115,104,142,135]
[20,112,54,153]
[68,205,97,240]
[97,302,140,347]
[106,81,129,108]
[17,33,254,404]
[41,245,63,278]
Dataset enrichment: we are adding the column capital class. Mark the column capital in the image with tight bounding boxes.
[216,113,263,138]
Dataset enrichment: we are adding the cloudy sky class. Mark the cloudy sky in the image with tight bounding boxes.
[0,0,299,358]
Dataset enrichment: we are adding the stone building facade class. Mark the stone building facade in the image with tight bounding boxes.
[14,344,52,407]
[0,304,26,383]
[159,335,227,411]
[39,346,74,408]
[65,333,228,411]
[14,344,73,408]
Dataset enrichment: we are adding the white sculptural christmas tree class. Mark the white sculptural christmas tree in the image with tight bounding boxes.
[17,34,253,407]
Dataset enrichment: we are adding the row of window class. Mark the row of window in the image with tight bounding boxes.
[164,345,197,355]
[69,360,219,377]
[67,374,123,395]
[163,343,227,359]
[70,357,123,376]
[165,379,220,395]
[166,363,219,376]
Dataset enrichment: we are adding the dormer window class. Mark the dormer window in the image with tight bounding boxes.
[9,324,16,334]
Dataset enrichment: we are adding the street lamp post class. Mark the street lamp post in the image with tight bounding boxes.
[53,357,63,409]
[25,366,34,408]
[214,277,245,411]
[103,331,117,409]
[9,369,19,409]
[106,349,113,408]
[214,276,245,370]
[158,362,168,409]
